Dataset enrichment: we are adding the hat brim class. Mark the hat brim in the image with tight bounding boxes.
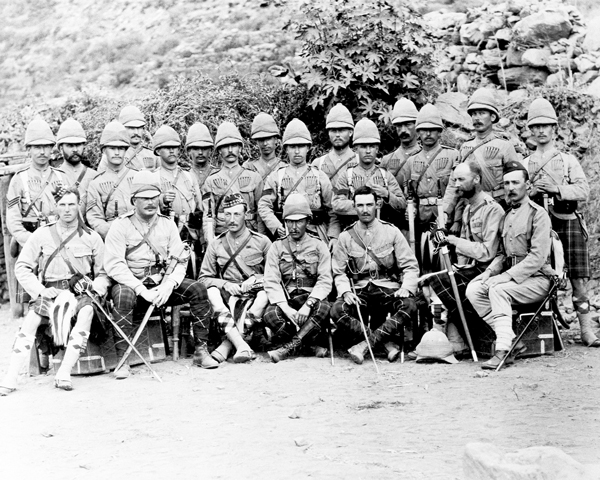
[155,141,181,150]
[103,140,130,148]
[186,141,214,148]
[353,138,380,145]
[467,103,500,122]
[327,122,354,130]
[527,118,557,127]
[57,137,86,145]
[133,189,161,198]
[26,139,55,146]
[416,354,459,364]
[416,123,443,130]
[392,117,417,125]
[284,214,310,221]
[251,131,280,140]
[283,138,312,146]
[123,120,146,128]
[215,139,243,149]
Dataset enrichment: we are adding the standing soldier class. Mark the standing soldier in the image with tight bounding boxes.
[443,88,521,229]
[244,112,283,238]
[259,119,340,245]
[0,187,110,395]
[312,103,358,186]
[202,122,263,244]
[86,121,136,239]
[200,194,271,366]
[97,105,159,172]
[263,194,333,362]
[525,98,599,348]
[381,98,421,182]
[104,171,214,378]
[55,118,97,211]
[399,104,457,266]
[332,118,406,230]
[466,161,554,369]
[331,186,419,364]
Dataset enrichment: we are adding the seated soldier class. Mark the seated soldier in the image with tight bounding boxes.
[104,170,217,377]
[199,193,271,365]
[0,187,109,395]
[466,161,554,370]
[263,194,333,362]
[331,186,419,364]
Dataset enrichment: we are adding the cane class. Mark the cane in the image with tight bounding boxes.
[436,180,478,362]
[328,320,335,366]
[113,245,191,374]
[349,277,380,375]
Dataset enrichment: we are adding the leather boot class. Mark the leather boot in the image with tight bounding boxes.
[384,342,400,362]
[578,312,600,347]
[348,340,369,364]
[481,350,514,370]
[226,326,255,363]
[268,318,320,363]
[193,344,219,369]
[211,340,232,363]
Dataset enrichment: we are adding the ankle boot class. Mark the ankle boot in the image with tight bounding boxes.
[384,342,400,362]
[211,340,233,363]
[268,319,320,363]
[226,327,255,363]
[193,344,219,369]
[348,340,369,364]
[578,312,600,347]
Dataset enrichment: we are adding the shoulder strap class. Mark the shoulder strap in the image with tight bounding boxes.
[530,151,561,183]
[415,147,443,188]
[213,168,246,214]
[283,237,316,279]
[102,169,130,214]
[23,169,57,217]
[328,153,355,181]
[125,216,162,260]
[74,166,88,188]
[220,233,253,280]
[282,166,310,204]
[42,226,80,283]
[461,136,496,163]
[347,226,386,271]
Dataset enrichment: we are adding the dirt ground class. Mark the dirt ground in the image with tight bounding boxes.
[0,304,599,480]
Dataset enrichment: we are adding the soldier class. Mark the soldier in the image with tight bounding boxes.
[97,105,159,172]
[86,121,136,239]
[187,122,217,189]
[258,118,340,245]
[399,104,457,265]
[312,103,358,186]
[381,98,421,182]
[466,161,554,369]
[104,171,215,377]
[263,194,333,362]
[525,98,599,348]
[0,187,109,395]
[443,88,521,229]
[200,194,271,365]
[244,113,283,238]
[7,116,66,307]
[55,118,97,210]
[332,118,406,230]
[331,186,419,364]
[202,122,263,244]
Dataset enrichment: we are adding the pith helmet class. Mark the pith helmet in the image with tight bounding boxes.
[282,119,312,146]
[467,88,500,122]
[416,104,444,130]
[391,98,418,125]
[215,122,244,149]
[24,116,55,147]
[56,118,87,145]
[353,118,380,145]
[415,329,459,364]
[131,170,162,198]
[186,122,214,148]
[152,125,181,154]
[326,103,354,130]
[251,112,280,139]
[118,105,146,128]
[527,98,558,127]
[100,120,130,148]
[283,193,312,220]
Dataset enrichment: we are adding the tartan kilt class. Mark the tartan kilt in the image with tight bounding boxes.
[31,293,92,319]
[16,281,32,304]
[552,216,590,279]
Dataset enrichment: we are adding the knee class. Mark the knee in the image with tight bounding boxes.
[111,285,136,310]
[330,299,347,321]
[20,311,43,335]
[465,281,480,303]
[263,305,281,329]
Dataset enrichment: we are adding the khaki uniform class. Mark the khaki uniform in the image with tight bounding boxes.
[158,166,202,224]
[466,199,553,351]
[258,164,340,241]
[380,142,421,182]
[243,157,284,236]
[191,164,219,191]
[6,167,65,247]
[443,132,521,219]
[97,146,159,173]
[86,167,136,239]
[312,149,358,186]
[332,164,406,228]
[201,165,263,243]
[58,162,98,212]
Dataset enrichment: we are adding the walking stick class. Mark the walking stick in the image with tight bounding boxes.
[349,277,380,375]
[405,181,416,254]
[171,305,181,361]
[328,320,335,366]
[113,245,191,374]
[435,181,478,362]
[85,290,163,382]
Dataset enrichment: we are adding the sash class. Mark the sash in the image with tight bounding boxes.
[102,169,129,215]
[220,233,253,280]
[42,226,80,283]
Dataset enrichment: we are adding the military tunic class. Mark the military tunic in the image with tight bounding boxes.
[380,142,421,182]
[191,164,219,191]
[86,167,136,239]
[158,166,202,223]
[58,161,98,212]
[312,148,358,186]
[97,145,159,173]
[6,166,65,247]
[258,164,340,241]
[201,165,263,243]
[243,157,283,236]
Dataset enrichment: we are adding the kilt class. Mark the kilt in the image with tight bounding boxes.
[31,288,93,319]
[16,281,32,304]
[551,216,590,279]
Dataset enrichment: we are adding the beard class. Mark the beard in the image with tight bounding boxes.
[459,186,476,199]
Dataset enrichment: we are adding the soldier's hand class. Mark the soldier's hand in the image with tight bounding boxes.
[342,291,360,306]
[449,221,461,236]
[535,178,559,194]
[140,288,158,304]
[163,191,176,204]
[152,282,175,307]
[224,282,243,296]
[280,304,299,325]
[41,287,60,299]
[368,184,388,199]
[91,278,108,297]
[297,304,311,326]
[277,226,287,238]
[394,288,410,298]
[477,270,491,284]
[485,273,511,289]
[328,238,338,251]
